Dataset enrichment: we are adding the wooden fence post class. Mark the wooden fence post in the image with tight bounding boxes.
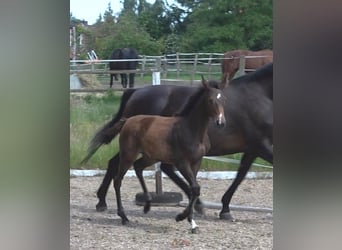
[176,52,180,79]
[234,55,246,79]
[191,53,198,85]
[140,55,146,78]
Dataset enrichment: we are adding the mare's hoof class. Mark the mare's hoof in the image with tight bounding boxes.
[96,202,107,212]
[143,202,151,214]
[121,218,130,225]
[219,212,234,221]
[191,227,199,234]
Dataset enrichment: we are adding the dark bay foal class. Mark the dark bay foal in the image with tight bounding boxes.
[112,80,226,233]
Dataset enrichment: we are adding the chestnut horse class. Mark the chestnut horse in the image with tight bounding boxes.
[82,63,273,221]
[104,80,226,232]
[221,49,273,82]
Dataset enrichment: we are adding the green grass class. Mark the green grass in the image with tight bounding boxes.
[70,91,272,171]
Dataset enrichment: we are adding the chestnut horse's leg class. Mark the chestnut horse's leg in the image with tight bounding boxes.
[133,157,156,213]
[219,152,257,221]
[160,163,204,214]
[96,153,120,212]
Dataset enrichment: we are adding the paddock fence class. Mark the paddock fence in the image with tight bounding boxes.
[69,52,271,91]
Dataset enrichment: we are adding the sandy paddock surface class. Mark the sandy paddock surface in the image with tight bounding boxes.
[70,176,273,249]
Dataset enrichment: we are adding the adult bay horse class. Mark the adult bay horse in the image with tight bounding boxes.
[221,49,273,82]
[110,81,226,232]
[82,63,273,221]
[109,48,138,88]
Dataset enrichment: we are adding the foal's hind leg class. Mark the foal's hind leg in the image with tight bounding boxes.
[96,153,120,211]
[134,157,156,213]
[114,156,135,225]
[220,153,257,221]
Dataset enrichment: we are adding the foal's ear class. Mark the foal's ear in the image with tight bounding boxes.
[220,76,230,89]
[201,75,209,89]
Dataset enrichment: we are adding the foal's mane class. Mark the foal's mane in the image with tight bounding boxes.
[174,86,206,117]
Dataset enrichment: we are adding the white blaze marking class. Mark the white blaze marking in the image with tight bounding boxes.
[217,93,221,99]
[218,113,223,124]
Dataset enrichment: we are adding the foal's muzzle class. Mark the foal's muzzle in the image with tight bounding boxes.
[215,113,226,128]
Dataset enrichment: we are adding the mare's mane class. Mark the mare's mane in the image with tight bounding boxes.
[231,63,273,85]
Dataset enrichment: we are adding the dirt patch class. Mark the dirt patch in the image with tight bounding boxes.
[70,176,273,249]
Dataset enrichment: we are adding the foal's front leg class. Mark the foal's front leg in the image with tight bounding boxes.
[174,162,201,233]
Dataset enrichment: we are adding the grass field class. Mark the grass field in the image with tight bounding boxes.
[70,91,272,171]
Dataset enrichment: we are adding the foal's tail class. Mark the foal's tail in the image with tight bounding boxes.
[80,89,135,164]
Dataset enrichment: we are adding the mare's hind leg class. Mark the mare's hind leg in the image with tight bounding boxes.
[134,157,156,213]
[96,153,120,212]
[219,153,257,220]
[160,163,205,215]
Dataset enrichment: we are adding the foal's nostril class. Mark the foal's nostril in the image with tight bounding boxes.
[216,120,225,128]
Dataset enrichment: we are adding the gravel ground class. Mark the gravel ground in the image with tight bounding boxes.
[70,176,273,249]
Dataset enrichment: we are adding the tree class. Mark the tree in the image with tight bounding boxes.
[176,0,273,52]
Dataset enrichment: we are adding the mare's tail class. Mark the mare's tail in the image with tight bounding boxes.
[80,89,135,164]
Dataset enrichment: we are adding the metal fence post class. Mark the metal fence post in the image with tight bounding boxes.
[152,57,162,194]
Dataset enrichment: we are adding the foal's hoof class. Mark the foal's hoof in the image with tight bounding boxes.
[191,227,199,234]
[96,202,107,212]
[219,212,234,221]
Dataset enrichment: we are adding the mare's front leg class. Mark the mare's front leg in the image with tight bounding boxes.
[134,157,155,213]
[219,153,257,221]
[96,153,120,212]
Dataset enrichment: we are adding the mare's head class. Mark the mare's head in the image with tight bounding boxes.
[202,76,226,128]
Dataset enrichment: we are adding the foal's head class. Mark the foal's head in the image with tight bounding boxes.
[202,77,226,128]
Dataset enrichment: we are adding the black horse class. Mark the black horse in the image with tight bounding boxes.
[109,48,138,88]
[82,63,273,221]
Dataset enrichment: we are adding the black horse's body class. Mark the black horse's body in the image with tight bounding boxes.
[83,63,273,220]
[109,48,138,88]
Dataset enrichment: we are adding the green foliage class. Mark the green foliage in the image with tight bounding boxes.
[178,0,272,52]
[71,0,273,55]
